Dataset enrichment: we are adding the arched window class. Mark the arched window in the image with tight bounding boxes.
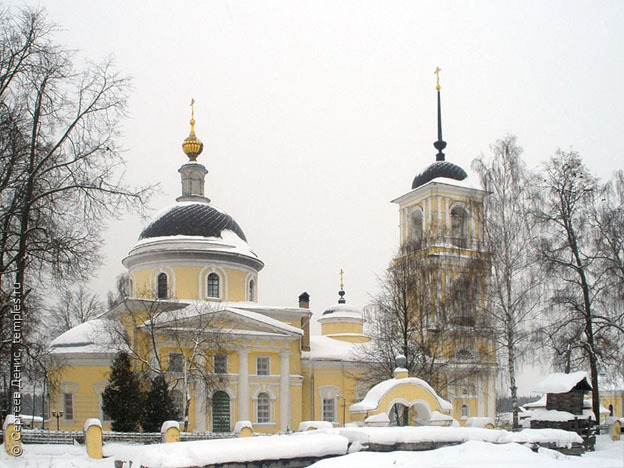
[248,279,255,301]
[157,272,168,299]
[450,205,468,248]
[609,404,614,417]
[409,207,424,247]
[257,392,270,423]
[461,404,469,418]
[171,389,184,421]
[455,348,476,362]
[207,273,220,298]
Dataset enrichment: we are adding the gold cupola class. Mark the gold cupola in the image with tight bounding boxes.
[182,98,204,161]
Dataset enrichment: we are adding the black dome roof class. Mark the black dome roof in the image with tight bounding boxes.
[411,161,467,189]
[139,203,247,241]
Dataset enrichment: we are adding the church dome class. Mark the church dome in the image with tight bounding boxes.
[411,160,467,189]
[139,202,247,242]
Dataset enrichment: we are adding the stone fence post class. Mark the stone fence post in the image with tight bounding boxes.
[84,418,103,459]
[161,420,180,443]
[234,420,253,437]
[3,415,22,457]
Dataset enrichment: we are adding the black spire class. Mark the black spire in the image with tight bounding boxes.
[433,67,446,161]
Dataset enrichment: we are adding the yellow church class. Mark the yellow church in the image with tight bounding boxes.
[49,83,497,433]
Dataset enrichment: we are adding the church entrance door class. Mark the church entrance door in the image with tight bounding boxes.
[212,391,230,432]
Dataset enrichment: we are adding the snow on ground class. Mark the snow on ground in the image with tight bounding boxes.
[1,434,621,468]
[310,435,624,468]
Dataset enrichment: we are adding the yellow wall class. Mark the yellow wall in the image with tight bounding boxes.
[320,321,363,336]
[51,365,113,432]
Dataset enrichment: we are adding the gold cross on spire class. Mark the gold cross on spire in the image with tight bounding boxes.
[339,269,344,290]
[190,98,195,121]
[434,67,441,91]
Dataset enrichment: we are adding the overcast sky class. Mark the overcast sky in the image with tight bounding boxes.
[32,1,624,394]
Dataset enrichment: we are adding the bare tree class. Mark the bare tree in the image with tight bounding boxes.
[533,150,605,426]
[106,297,228,431]
[472,135,542,427]
[47,284,104,337]
[0,6,154,408]
[357,239,489,425]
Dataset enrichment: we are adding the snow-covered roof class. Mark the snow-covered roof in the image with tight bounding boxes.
[145,304,302,336]
[50,319,120,354]
[522,394,546,409]
[303,335,366,361]
[128,230,259,260]
[533,371,591,394]
[350,377,452,413]
[322,303,363,317]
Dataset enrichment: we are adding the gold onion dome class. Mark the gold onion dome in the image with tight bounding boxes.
[182,99,204,161]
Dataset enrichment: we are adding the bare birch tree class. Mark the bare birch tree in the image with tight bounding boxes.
[472,135,541,427]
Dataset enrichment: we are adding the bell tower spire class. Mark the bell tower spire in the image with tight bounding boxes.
[433,67,447,162]
[177,99,210,203]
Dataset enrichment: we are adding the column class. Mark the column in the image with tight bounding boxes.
[279,352,291,432]
[238,349,250,421]
[194,377,206,432]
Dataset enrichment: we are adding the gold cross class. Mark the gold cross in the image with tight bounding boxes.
[339,269,344,289]
[434,67,441,91]
[190,98,195,120]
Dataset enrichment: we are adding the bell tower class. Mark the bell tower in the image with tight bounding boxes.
[391,68,496,423]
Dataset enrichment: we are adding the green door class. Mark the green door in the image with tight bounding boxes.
[212,391,230,432]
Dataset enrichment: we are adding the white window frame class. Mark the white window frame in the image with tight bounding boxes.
[256,392,271,424]
[214,353,228,374]
[206,272,220,298]
[252,387,276,426]
[168,352,184,372]
[461,404,469,419]
[171,389,185,422]
[318,385,339,424]
[63,392,74,421]
[256,356,270,376]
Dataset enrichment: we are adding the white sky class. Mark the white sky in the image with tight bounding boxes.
[32,0,624,395]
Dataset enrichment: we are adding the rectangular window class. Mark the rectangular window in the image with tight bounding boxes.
[63,393,74,420]
[214,353,227,374]
[256,356,270,376]
[100,396,111,422]
[257,394,270,423]
[168,352,184,372]
[322,398,335,423]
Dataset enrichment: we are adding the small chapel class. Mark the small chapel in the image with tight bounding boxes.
[49,74,496,432]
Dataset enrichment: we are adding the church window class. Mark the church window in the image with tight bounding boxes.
[461,404,469,418]
[322,398,336,423]
[63,393,74,420]
[256,356,270,376]
[171,389,184,421]
[214,353,227,374]
[409,206,424,247]
[450,205,468,248]
[168,352,184,372]
[455,348,476,362]
[157,272,168,299]
[257,392,270,423]
[207,273,220,298]
[609,404,614,417]
[248,279,255,301]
